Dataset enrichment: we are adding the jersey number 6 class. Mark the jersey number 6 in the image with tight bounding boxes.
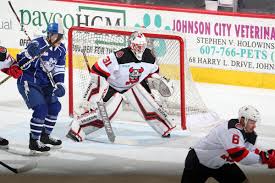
[232,134,240,144]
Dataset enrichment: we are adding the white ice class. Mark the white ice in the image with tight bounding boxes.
[1,73,275,182]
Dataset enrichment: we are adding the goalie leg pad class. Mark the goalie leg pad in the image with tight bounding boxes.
[75,75,106,115]
[124,84,176,136]
[67,119,87,142]
[68,94,123,142]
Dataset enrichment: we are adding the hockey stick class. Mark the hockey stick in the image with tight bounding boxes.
[81,49,96,100]
[97,100,116,143]
[81,49,116,143]
[38,57,56,88]
[82,49,92,73]
[0,1,61,86]
[0,160,37,173]
[8,1,31,41]
[0,41,60,86]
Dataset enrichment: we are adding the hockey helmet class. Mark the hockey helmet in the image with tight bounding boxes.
[46,22,64,39]
[128,31,147,60]
[0,46,7,61]
[238,105,260,124]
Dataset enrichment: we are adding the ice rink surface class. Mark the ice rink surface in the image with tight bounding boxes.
[1,75,275,183]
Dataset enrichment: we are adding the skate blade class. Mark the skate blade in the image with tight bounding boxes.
[29,150,50,156]
[49,145,62,150]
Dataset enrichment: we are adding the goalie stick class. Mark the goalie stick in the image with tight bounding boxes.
[0,160,37,174]
[81,49,116,143]
[0,1,62,86]
[97,100,116,143]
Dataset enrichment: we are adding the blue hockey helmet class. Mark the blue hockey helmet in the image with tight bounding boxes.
[46,22,64,38]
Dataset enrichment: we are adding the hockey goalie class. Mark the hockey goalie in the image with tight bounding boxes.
[67,31,176,142]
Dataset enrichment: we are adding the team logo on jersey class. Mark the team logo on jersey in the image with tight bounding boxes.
[125,67,144,85]
[40,57,57,72]
[115,51,124,58]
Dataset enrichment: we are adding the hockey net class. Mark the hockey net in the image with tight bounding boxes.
[68,26,218,130]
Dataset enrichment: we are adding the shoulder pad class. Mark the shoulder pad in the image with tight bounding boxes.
[228,119,243,130]
[245,131,257,145]
[141,48,155,64]
[114,47,135,64]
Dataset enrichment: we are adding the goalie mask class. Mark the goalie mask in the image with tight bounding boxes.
[238,105,260,126]
[129,31,147,61]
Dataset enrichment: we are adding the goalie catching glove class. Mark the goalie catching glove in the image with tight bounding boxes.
[260,149,275,168]
[147,73,174,97]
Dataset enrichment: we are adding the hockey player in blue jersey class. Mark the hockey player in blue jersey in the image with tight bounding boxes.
[17,22,66,153]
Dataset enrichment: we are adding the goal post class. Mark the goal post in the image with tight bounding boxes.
[68,26,213,130]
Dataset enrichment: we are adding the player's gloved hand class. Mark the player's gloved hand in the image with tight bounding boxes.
[26,41,40,58]
[0,46,7,61]
[53,83,65,97]
[7,64,23,79]
[260,149,275,168]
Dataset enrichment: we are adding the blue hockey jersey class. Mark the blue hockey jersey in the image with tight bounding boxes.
[17,37,66,86]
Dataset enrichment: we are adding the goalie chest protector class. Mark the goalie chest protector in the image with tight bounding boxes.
[95,47,159,92]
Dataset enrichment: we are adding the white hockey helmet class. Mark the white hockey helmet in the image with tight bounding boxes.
[238,105,260,125]
[128,31,147,60]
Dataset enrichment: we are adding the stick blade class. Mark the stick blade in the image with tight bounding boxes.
[16,161,37,173]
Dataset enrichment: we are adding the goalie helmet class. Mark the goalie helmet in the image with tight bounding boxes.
[128,31,147,61]
[238,105,260,124]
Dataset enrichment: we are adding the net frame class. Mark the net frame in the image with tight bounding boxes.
[68,26,186,129]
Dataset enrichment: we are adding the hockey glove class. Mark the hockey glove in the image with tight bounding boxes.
[7,64,23,79]
[148,73,174,97]
[53,83,65,97]
[26,41,40,58]
[260,149,275,168]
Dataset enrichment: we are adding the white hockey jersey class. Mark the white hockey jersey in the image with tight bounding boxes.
[0,49,14,70]
[91,47,158,92]
[194,119,261,169]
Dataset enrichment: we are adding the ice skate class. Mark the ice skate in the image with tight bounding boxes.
[29,134,50,155]
[40,132,62,149]
[0,137,9,149]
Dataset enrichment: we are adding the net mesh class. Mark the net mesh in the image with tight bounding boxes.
[68,26,215,129]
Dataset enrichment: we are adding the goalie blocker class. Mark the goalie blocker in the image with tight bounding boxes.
[67,82,176,142]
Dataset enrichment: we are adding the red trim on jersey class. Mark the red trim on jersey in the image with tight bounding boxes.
[254,148,260,155]
[91,62,110,78]
[145,68,160,79]
[227,147,249,162]
[131,88,171,130]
